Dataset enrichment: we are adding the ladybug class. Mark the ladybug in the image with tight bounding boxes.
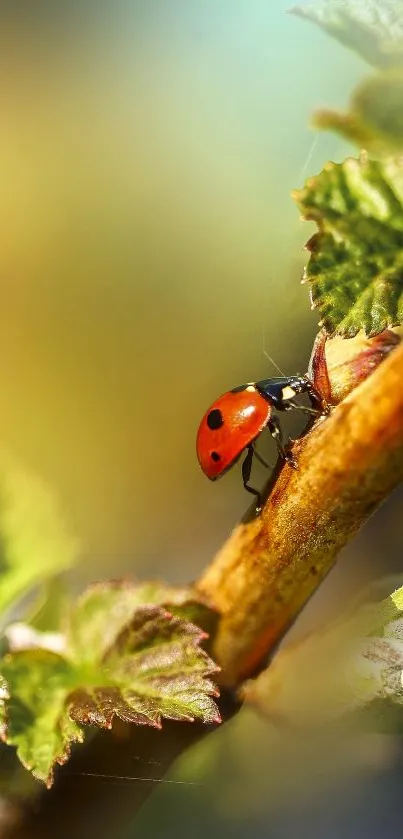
[196,375,328,504]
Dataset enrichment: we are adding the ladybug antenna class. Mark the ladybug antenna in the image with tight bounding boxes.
[262,349,286,377]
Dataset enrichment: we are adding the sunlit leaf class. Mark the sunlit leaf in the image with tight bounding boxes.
[0,650,83,787]
[290,0,403,69]
[102,606,220,724]
[294,155,403,336]
[0,584,220,786]
[66,579,216,663]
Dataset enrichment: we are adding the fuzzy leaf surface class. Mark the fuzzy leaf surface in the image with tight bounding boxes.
[295,156,403,336]
[66,579,216,662]
[0,650,83,787]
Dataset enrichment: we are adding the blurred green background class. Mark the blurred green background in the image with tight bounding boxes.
[2,2,403,837]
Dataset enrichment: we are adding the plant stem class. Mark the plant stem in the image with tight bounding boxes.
[196,341,403,688]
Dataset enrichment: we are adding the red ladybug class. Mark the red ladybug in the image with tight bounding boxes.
[196,375,327,504]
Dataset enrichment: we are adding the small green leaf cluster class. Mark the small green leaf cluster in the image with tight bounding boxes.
[294,156,403,336]
[292,0,403,337]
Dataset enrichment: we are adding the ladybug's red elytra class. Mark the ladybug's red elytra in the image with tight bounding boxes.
[196,375,328,506]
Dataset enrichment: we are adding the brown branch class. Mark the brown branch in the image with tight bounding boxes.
[196,340,403,688]
[6,336,403,839]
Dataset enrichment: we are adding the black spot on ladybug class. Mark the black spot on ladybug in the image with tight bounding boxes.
[207,409,224,430]
[211,451,221,462]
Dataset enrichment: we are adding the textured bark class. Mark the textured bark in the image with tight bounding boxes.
[196,340,403,687]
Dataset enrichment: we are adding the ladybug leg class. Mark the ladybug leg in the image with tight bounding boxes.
[267,417,297,469]
[252,444,272,469]
[285,400,321,417]
[242,446,262,501]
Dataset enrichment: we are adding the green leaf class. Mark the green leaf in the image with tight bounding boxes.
[313,70,403,154]
[102,606,220,724]
[290,0,403,69]
[67,606,220,729]
[294,155,403,336]
[0,650,83,787]
[0,452,78,620]
[0,583,220,786]
[66,579,217,663]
